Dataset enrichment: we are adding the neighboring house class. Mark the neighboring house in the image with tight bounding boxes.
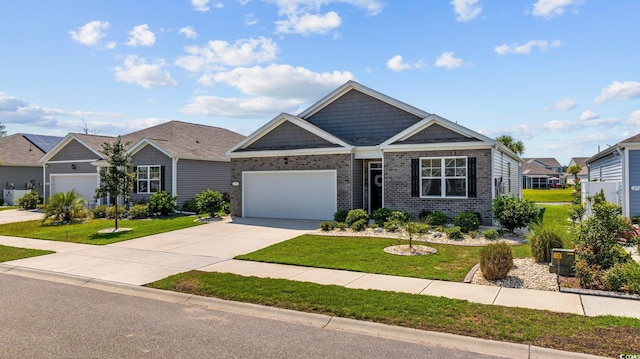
[0,134,63,203]
[565,157,589,185]
[227,81,522,224]
[40,121,245,207]
[585,133,640,218]
[521,158,563,189]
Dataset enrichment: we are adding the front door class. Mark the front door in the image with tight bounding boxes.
[369,163,383,213]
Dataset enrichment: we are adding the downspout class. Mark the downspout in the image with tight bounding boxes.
[42,163,47,204]
[172,157,179,206]
[379,145,384,209]
[617,146,628,217]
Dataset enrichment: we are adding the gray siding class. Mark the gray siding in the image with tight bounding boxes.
[629,150,640,217]
[352,158,364,209]
[305,89,423,146]
[493,150,520,197]
[588,153,622,182]
[0,166,44,196]
[50,139,100,161]
[177,160,231,205]
[241,121,340,151]
[395,124,480,145]
[131,145,172,204]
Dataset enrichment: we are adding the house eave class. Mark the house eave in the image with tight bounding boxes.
[380,142,494,152]
[229,147,352,159]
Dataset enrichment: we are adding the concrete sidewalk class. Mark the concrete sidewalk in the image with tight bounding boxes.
[0,208,43,224]
[1,217,640,319]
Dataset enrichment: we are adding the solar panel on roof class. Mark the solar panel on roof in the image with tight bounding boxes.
[23,134,64,153]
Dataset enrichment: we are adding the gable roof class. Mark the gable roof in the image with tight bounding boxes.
[0,133,62,166]
[39,133,113,163]
[586,132,640,164]
[523,158,562,168]
[523,162,560,176]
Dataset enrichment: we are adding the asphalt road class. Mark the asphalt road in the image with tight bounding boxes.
[0,273,506,359]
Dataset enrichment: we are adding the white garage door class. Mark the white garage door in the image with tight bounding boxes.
[243,170,336,220]
[50,174,98,204]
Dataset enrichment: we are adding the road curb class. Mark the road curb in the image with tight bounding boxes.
[0,265,607,359]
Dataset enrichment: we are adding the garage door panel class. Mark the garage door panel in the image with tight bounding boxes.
[51,174,98,203]
[243,171,336,220]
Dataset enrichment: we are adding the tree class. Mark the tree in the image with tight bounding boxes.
[567,164,582,181]
[94,136,135,230]
[496,135,525,156]
[0,122,6,137]
[80,119,99,135]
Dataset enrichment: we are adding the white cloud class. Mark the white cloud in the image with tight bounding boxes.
[105,41,117,49]
[543,120,572,131]
[191,0,222,12]
[434,52,465,69]
[179,26,197,39]
[450,0,482,22]
[494,39,561,55]
[112,55,177,89]
[245,13,259,26]
[580,109,599,121]
[126,24,156,47]
[594,81,640,104]
[629,110,640,126]
[532,0,582,19]
[175,36,279,73]
[275,11,341,35]
[387,55,424,72]
[182,64,353,118]
[69,20,110,47]
[544,98,577,111]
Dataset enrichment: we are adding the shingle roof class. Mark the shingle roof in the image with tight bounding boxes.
[523,158,562,168]
[621,133,640,143]
[522,162,560,176]
[0,133,62,166]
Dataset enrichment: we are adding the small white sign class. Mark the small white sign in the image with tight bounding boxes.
[631,185,640,191]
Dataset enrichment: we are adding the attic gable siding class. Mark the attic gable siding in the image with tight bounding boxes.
[304,89,422,146]
[242,121,340,151]
[49,139,101,161]
[394,123,481,145]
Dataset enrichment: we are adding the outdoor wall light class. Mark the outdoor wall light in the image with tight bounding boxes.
[71,164,76,170]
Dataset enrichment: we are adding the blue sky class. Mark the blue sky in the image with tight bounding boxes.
[1,0,639,165]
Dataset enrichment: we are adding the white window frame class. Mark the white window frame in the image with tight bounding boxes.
[420,156,468,198]
[137,165,161,194]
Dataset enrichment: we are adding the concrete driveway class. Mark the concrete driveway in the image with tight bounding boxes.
[2,217,318,286]
[0,209,43,224]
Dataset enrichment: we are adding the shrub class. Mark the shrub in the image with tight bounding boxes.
[149,191,177,216]
[384,220,401,232]
[426,211,448,226]
[480,242,514,280]
[621,261,640,293]
[18,191,39,210]
[491,195,538,233]
[43,190,87,224]
[603,264,628,291]
[575,261,603,289]
[128,204,149,219]
[371,207,392,225]
[0,197,4,206]
[92,205,109,219]
[483,229,499,240]
[182,198,199,213]
[568,203,586,224]
[528,225,564,263]
[454,211,480,233]
[333,210,350,223]
[388,210,411,223]
[369,223,379,230]
[468,230,479,239]
[345,209,369,227]
[414,222,430,234]
[320,221,337,231]
[195,189,225,217]
[447,226,464,240]
[418,209,432,221]
[350,219,368,231]
[106,205,125,219]
[336,222,347,231]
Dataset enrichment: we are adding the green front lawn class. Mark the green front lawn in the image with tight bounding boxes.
[148,271,640,357]
[0,244,54,262]
[0,206,19,211]
[524,188,573,202]
[236,234,531,281]
[0,215,203,245]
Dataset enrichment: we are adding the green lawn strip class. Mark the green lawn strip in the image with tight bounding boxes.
[539,204,575,248]
[0,206,19,211]
[0,244,54,262]
[0,216,202,245]
[147,271,640,357]
[236,235,531,281]
[524,189,573,202]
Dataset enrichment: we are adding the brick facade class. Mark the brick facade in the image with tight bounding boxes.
[383,149,494,225]
[230,154,352,217]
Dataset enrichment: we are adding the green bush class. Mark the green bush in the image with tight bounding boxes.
[447,226,464,240]
[369,223,379,230]
[418,209,432,221]
[350,219,368,231]
[106,205,125,219]
[482,229,499,240]
[468,230,479,239]
[454,211,480,233]
[333,210,350,223]
[43,190,87,224]
[621,261,640,293]
[568,203,586,224]
[92,205,109,219]
[18,191,39,210]
[371,207,392,225]
[336,222,347,231]
[0,197,4,206]
[388,210,411,223]
[149,191,177,216]
[128,204,149,219]
[575,261,603,289]
[414,222,430,234]
[480,242,514,280]
[345,209,369,227]
[603,264,628,291]
[182,198,199,213]
[195,189,225,217]
[426,211,448,226]
[320,221,337,231]
[528,225,564,263]
[491,195,538,233]
[384,220,401,232]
